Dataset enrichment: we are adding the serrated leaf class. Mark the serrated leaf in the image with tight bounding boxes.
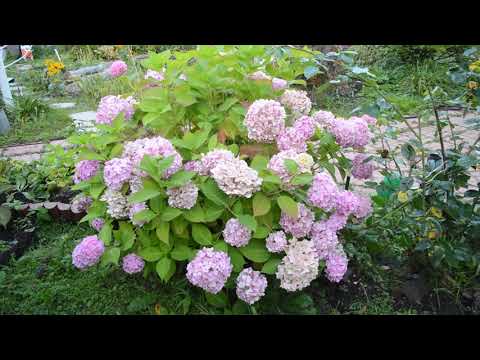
[284,159,299,175]
[100,247,120,267]
[213,241,228,253]
[128,179,161,203]
[228,247,246,272]
[0,206,12,228]
[239,239,271,263]
[250,155,269,172]
[156,221,170,245]
[253,225,269,239]
[261,256,282,274]
[98,222,112,245]
[252,192,271,217]
[238,214,257,232]
[171,245,194,261]
[277,195,299,218]
[156,257,176,282]
[205,291,228,308]
[160,207,183,221]
[291,173,313,186]
[133,209,157,223]
[166,171,196,188]
[182,203,206,222]
[192,223,212,245]
[199,178,228,206]
[139,246,164,262]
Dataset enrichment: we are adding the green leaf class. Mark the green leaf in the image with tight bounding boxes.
[238,214,257,232]
[98,222,112,245]
[156,222,170,245]
[263,174,282,184]
[156,156,175,176]
[156,257,176,282]
[174,86,197,107]
[166,171,196,188]
[304,65,320,79]
[171,245,194,261]
[218,97,238,112]
[139,155,160,181]
[128,179,161,203]
[89,184,105,200]
[291,173,313,186]
[284,159,299,175]
[192,223,212,245]
[213,240,229,253]
[401,143,416,161]
[232,300,249,314]
[149,196,164,214]
[228,247,246,272]
[199,178,228,206]
[253,225,269,239]
[261,256,282,274]
[100,247,120,267]
[79,150,105,161]
[183,203,206,223]
[203,201,225,222]
[252,192,271,217]
[277,195,299,218]
[239,239,271,263]
[119,222,136,251]
[160,207,183,221]
[0,206,12,228]
[250,155,269,172]
[205,291,228,308]
[133,209,157,223]
[415,240,431,252]
[139,246,164,262]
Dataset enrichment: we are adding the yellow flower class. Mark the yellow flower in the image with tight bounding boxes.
[397,191,409,203]
[467,81,478,90]
[430,207,443,219]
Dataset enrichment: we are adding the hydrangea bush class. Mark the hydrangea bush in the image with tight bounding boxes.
[69,46,377,307]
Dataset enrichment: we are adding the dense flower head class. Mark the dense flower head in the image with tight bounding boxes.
[129,176,143,194]
[122,253,145,274]
[186,247,233,294]
[307,171,339,212]
[101,188,129,219]
[129,202,147,226]
[330,117,372,148]
[335,190,359,217]
[211,158,262,198]
[144,69,165,81]
[280,89,312,117]
[96,95,137,125]
[109,60,128,77]
[276,238,319,292]
[313,110,336,131]
[272,77,288,90]
[352,194,373,220]
[280,203,314,238]
[351,153,375,180]
[184,160,202,173]
[266,231,288,253]
[199,149,235,176]
[293,115,317,139]
[103,157,133,191]
[236,268,268,304]
[325,247,348,283]
[223,218,251,247]
[72,235,105,269]
[122,136,182,178]
[166,181,199,209]
[276,126,308,152]
[268,150,313,186]
[325,212,348,232]
[310,221,339,260]
[71,195,93,213]
[248,71,271,81]
[361,114,377,126]
[91,218,105,232]
[73,160,100,184]
[244,99,286,143]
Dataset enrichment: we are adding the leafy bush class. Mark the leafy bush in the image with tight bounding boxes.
[68,45,378,309]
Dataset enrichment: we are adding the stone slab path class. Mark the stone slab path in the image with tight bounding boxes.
[69,111,97,132]
[0,139,70,162]
[50,102,76,109]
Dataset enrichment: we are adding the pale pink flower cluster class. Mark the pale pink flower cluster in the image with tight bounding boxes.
[312,110,336,131]
[72,235,105,270]
[199,149,235,176]
[236,268,268,304]
[103,157,133,191]
[101,188,129,219]
[307,172,339,212]
[272,78,288,90]
[325,247,348,283]
[91,218,105,232]
[248,71,271,81]
[266,231,288,253]
[276,238,319,292]
[109,60,128,77]
[268,150,313,186]
[353,194,373,220]
[122,136,183,178]
[329,117,371,148]
[310,221,339,260]
[122,253,145,274]
[144,69,165,81]
[73,160,100,184]
[280,89,312,117]
[335,190,359,217]
[280,203,314,238]
[211,157,262,198]
[244,99,286,143]
[166,181,199,209]
[223,218,251,247]
[186,247,233,294]
[71,195,92,213]
[96,95,137,125]
[351,153,375,180]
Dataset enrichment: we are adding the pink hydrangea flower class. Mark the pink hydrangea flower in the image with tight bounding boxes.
[276,127,308,152]
[184,160,202,173]
[109,60,128,77]
[186,248,233,294]
[223,218,251,247]
[248,71,271,81]
[199,149,235,176]
[352,194,373,220]
[361,114,377,126]
[72,235,105,270]
[272,77,288,90]
[211,158,262,198]
[310,221,339,260]
[330,117,372,148]
[244,99,286,143]
[73,160,100,184]
[122,253,145,274]
[351,153,375,180]
[325,247,348,283]
[279,89,312,116]
[313,110,336,131]
[268,150,313,186]
[325,212,348,232]
[236,268,268,305]
[266,231,288,253]
[144,69,165,81]
[166,181,199,209]
[71,195,93,213]
[91,218,105,232]
[96,95,137,125]
[335,190,359,217]
[280,203,314,238]
[103,157,133,191]
[307,171,339,212]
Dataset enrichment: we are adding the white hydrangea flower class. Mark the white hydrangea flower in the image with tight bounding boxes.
[211,158,262,198]
[101,188,129,219]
